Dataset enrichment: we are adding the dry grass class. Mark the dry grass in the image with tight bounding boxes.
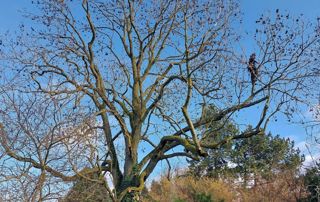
[143,171,309,202]
[144,176,234,202]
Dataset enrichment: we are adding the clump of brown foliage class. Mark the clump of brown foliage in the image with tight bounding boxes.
[143,175,235,202]
[144,170,308,202]
[238,170,308,202]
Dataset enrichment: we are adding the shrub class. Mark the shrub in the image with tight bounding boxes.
[144,176,234,202]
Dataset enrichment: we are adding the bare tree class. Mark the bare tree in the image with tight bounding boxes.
[0,0,319,201]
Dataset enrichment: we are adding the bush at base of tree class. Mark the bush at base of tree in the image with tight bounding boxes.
[239,170,308,202]
[144,171,308,202]
[61,171,112,202]
[143,176,234,202]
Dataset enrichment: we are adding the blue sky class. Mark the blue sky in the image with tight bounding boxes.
[0,0,319,181]
[242,0,320,20]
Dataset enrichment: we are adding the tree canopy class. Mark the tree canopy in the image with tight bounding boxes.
[0,0,319,201]
[188,122,304,185]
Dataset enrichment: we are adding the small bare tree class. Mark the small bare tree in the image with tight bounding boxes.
[0,0,319,201]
